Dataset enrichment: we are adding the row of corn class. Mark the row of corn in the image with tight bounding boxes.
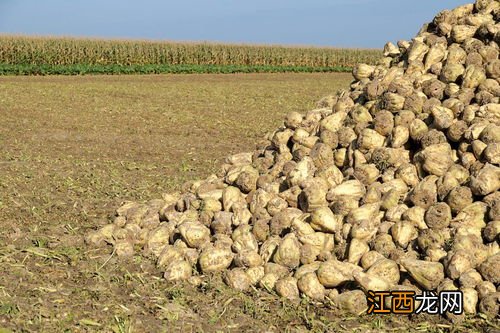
[0,35,382,68]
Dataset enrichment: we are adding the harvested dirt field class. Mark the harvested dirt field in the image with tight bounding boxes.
[0,73,495,332]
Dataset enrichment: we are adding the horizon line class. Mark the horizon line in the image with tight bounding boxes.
[0,33,383,51]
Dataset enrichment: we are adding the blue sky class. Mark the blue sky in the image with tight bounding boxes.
[0,0,471,48]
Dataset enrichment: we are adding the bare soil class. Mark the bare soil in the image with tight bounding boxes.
[0,73,495,332]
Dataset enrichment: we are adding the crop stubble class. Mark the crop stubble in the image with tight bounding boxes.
[0,73,493,332]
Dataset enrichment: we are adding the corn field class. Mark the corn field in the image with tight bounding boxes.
[0,35,382,68]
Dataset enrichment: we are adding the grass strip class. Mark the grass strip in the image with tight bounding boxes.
[0,63,352,75]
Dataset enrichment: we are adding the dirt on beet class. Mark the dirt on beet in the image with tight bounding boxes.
[0,73,496,332]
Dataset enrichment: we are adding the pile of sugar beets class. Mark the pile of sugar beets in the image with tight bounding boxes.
[87,0,500,319]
